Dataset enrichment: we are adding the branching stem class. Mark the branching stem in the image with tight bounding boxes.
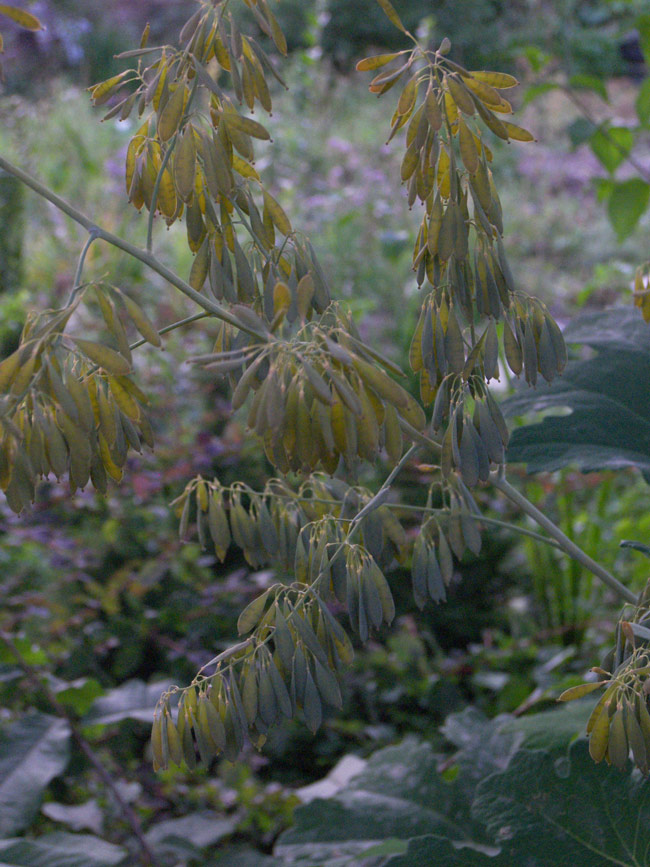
[0,155,268,342]
[492,471,636,604]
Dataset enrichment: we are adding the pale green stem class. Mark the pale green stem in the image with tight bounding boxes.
[492,471,636,604]
[67,228,100,305]
[0,155,268,342]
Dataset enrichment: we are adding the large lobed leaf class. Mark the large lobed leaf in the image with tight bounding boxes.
[0,833,126,866]
[0,712,71,836]
[504,307,650,477]
[275,702,650,867]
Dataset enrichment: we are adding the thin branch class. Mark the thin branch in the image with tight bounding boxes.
[68,228,100,306]
[492,471,636,604]
[0,155,269,342]
[0,632,160,867]
[562,87,650,185]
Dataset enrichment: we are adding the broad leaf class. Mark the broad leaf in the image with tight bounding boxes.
[83,680,173,726]
[275,737,475,866]
[473,739,650,865]
[0,713,70,835]
[637,78,650,126]
[145,813,237,860]
[608,179,650,240]
[589,125,633,174]
[505,308,650,477]
[0,833,126,866]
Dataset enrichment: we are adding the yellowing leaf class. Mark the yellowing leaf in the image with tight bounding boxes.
[375,0,406,33]
[502,121,535,142]
[356,52,401,72]
[470,70,519,89]
[263,189,292,236]
[0,3,43,30]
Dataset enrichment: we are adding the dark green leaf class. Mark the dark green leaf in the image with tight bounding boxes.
[505,308,650,476]
[0,713,70,835]
[0,833,125,866]
[83,679,174,725]
[608,179,650,240]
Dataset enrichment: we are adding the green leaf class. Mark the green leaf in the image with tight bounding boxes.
[636,78,650,126]
[520,82,559,107]
[638,12,650,64]
[146,813,237,861]
[505,308,650,477]
[568,73,608,102]
[0,713,71,835]
[608,179,650,240]
[473,740,650,864]
[56,679,105,717]
[0,833,126,866]
[589,125,633,174]
[83,679,173,725]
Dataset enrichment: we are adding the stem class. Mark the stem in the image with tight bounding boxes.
[0,632,160,867]
[493,472,636,605]
[562,88,650,185]
[128,311,211,352]
[0,155,268,342]
[68,229,100,305]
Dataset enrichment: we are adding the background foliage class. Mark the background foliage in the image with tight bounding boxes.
[0,0,650,864]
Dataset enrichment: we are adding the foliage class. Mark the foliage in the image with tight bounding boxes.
[275,701,650,867]
[2,0,650,862]
[505,307,650,478]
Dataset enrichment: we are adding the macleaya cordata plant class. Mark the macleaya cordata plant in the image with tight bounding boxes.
[0,0,648,776]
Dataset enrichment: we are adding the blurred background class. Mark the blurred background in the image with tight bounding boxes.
[0,0,649,864]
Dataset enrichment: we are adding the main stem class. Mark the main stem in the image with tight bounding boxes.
[0,155,268,342]
[493,472,636,605]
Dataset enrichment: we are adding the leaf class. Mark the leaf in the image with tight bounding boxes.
[356,52,401,72]
[505,307,650,477]
[589,125,634,174]
[636,78,650,126]
[146,813,237,861]
[375,0,406,33]
[472,740,650,865]
[568,73,608,102]
[0,833,126,866]
[608,179,650,241]
[275,738,473,866]
[41,801,104,835]
[0,4,43,30]
[83,679,174,725]
[0,712,70,836]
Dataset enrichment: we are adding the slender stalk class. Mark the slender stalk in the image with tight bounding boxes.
[562,87,650,185]
[0,155,268,342]
[493,471,636,604]
[68,229,100,305]
[0,632,160,867]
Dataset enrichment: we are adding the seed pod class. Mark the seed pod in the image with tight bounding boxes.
[268,657,293,719]
[151,713,165,771]
[411,535,429,610]
[625,702,648,774]
[274,606,295,673]
[503,318,522,376]
[303,665,322,733]
[589,702,611,763]
[208,491,231,561]
[608,706,629,771]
